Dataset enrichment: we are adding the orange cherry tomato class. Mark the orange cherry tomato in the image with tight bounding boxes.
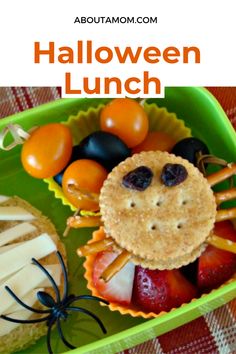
[62,159,108,210]
[21,123,73,179]
[132,131,176,154]
[100,98,149,148]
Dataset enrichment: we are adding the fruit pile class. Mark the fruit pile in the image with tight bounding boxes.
[92,221,236,314]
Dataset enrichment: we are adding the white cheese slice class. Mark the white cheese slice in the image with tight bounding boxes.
[5,288,43,314]
[0,309,38,337]
[0,263,20,287]
[0,234,57,281]
[0,272,18,287]
[0,195,10,204]
[0,264,60,314]
[39,264,61,288]
[0,263,61,288]
[0,207,35,221]
[0,222,37,247]
[0,242,25,255]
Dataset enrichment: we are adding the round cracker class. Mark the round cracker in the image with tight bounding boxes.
[100,151,216,269]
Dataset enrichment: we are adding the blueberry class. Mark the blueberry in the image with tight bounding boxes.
[161,163,188,186]
[72,131,131,171]
[122,166,153,191]
[53,171,64,186]
[171,138,209,166]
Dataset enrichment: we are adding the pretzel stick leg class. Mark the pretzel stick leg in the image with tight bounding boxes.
[68,184,99,203]
[215,188,236,204]
[63,208,80,237]
[207,164,236,187]
[67,215,102,228]
[216,208,236,222]
[101,250,131,282]
[77,237,114,257]
[207,234,236,254]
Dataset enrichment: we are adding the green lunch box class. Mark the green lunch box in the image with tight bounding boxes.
[0,87,235,354]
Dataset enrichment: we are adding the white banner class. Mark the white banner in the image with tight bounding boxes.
[0,0,235,97]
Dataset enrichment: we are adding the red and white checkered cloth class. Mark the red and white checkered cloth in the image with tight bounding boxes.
[0,87,61,118]
[0,87,236,354]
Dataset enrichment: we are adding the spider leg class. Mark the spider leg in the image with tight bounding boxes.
[4,286,50,314]
[215,187,236,205]
[56,317,75,349]
[64,294,109,307]
[32,257,60,303]
[0,314,50,324]
[208,234,236,254]
[207,163,236,187]
[77,237,114,257]
[67,215,102,229]
[46,317,56,354]
[216,207,236,222]
[66,306,107,334]
[56,251,69,302]
[100,250,131,282]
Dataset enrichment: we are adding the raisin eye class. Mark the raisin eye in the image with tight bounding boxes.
[161,163,188,186]
[122,166,153,191]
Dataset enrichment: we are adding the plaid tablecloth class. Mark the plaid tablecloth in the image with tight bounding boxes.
[0,87,236,354]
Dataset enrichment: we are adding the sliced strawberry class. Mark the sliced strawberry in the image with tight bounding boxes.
[92,251,135,305]
[132,267,197,313]
[213,220,236,242]
[198,221,236,292]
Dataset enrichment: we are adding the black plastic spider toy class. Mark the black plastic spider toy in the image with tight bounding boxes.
[0,252,109,354]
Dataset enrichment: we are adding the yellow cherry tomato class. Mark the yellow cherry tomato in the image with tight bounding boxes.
[21,123,73,179]
[100,98,149,148]
[132,131,176,154]
[62,159,108,210]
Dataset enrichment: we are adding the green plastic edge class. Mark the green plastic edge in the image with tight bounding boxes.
[196,87,236,147]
